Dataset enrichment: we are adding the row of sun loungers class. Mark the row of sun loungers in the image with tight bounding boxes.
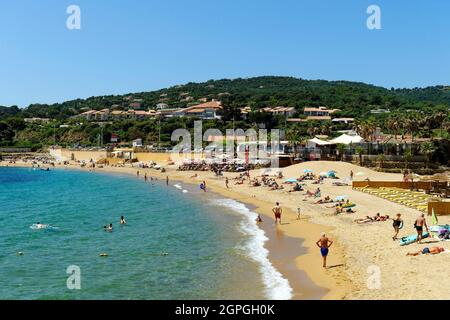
[353,186,438,213]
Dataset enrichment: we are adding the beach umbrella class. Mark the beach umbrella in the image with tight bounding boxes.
[319,172,328,176]
[335,195,348,201]
[303,169,313,173]
[327,170,337,174]
[284,178,298,183]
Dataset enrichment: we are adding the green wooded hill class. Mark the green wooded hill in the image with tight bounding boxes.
[2,76,450,120]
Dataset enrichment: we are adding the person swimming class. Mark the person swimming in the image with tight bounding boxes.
[120,216,126,225]
[32,222,48,229]
[104,223,113,231]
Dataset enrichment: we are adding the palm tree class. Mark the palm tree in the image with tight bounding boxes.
[403,148,412,169]
[355,146,364,166]
[420,141,436,169]
[307,125,319,138]
[444,120,450,138]
[286,126,302,158]
[385,116,400,139]
[433,111,448,138]
[336,144,346,161]
[404,113,421,142]
[376,153,386,169]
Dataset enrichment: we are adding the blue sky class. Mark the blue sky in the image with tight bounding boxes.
[1,0,449,107]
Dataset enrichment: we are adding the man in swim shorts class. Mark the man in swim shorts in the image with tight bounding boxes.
[316,232,333,268]
[272,202,282,225]
[407,247,446,256]
[414,214,429,244]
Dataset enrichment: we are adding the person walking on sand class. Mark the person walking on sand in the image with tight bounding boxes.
[316,232,333,268]
[144,173,147,182]
[272,202,282,225]
[350,170,354,180]
[166,176,169,186]
[414,214,429,244]
[391,213,403,240]
[225,177,229,188]
[137,170,140,177]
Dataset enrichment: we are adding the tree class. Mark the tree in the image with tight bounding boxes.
[355,146,364,166]
[404,113,422,142]
[376,153,386,169]
[420,141,436,169]
[403,149,412,169]
[286,126,302,158]
[336,144,346,161]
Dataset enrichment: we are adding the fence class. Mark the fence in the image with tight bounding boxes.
[428,201,450,216]
[0,148,32,153]
[351,181,446,190]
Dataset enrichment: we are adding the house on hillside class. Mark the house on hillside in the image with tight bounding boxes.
[261,106,296,117]
[24,117,51,123]
[175,100,222,120]
[370,108,391,114]
[303,106,339,120]
[332,117,355,124]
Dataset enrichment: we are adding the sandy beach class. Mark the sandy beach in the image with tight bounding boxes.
[2,159,449,300]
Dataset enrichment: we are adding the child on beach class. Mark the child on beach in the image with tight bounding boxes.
[316,232,333,268]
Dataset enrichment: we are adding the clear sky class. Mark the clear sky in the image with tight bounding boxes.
[1,0,450,107]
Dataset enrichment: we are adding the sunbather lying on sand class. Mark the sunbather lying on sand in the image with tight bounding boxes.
[406,247,447,256]
[288,183,303,193]
[315,196,332,204]
[354,213,389,224]
[332,181,349,186]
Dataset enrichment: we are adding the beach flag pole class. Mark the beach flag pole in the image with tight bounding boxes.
[431,208,438,225]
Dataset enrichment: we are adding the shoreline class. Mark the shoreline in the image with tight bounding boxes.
[1,161,351,299]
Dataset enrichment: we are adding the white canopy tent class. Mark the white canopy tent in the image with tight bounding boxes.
[330,134,364,145]
[307,138,333,148]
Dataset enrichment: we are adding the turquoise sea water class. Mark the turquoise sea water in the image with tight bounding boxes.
[0,167,291,300]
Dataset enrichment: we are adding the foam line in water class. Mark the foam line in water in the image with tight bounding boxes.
[212,198,293,300]
[173,184,182,189]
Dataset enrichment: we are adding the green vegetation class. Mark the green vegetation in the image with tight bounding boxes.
[0,76,449,163]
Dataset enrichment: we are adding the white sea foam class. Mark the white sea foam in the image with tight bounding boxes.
[173,184,182,190]
[182,190,188,193]
[212,198,293,300]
